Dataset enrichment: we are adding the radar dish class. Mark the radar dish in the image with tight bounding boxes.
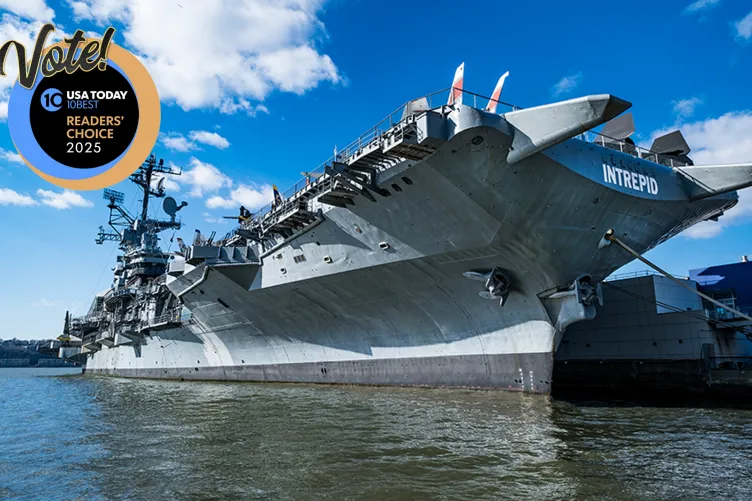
[163,196,178,217]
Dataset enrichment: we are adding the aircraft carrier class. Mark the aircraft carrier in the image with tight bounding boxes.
[67,64,752,393]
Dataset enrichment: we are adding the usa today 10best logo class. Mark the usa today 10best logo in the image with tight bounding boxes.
[2,24,160,190]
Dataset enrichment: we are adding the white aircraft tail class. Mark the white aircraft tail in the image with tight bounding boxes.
[447,62,464,106]
[485,71,510,113]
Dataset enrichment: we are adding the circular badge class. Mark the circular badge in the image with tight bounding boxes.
[7,40,160,190]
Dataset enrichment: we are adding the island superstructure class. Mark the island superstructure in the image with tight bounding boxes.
[67,64,752,393]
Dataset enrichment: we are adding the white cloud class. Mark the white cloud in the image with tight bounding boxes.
[202,212,227,225]
[677,111,752,165]
[0,187,37,206]
[255,45,339,94]
[0,0,54,21]
[67,0,340,113]
[0,13,66,119]
[672,97,703,119]
[179,157,232,197]
[33,297,60,307]
[160,133,197,152]
[683,0,720,14]
[160,130,231,152]
[188,130,230,149]
[206,184,273,211]
[219,99,269,116]
[151,173,180,193]
[735,11,752,40]
[652,111,752,238]
[205,195,238,210]
[36,189,94,209]
[0,147,23,164]
[552,72,582,96]
[67,0,127,22]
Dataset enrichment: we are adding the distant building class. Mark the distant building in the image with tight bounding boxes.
[555,256,752,401]
[690,256,752,325]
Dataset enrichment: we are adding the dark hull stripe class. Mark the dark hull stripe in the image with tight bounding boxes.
[87,352,554,394]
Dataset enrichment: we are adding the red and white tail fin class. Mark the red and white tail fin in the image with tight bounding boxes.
[485,71,509,113]
[447,62,464,106]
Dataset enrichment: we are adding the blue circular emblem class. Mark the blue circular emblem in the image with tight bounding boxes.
[40,88,63,111]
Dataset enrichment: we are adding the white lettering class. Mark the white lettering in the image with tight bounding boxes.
[607,165,617,184]
[638,174,647,192]
[601,162,660,195]
[65,90,128,100]
[623,170,632,189]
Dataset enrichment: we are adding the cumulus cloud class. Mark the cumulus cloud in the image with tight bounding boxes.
[552,72,582,96]
[0,187,37,206]
[0,0,54,21]
[650,111,752,238]
[179,157,232,197]
[735,11,752,40]
[219,100,269,116]
[683,0,720,14]
[0,147,24,164]
[160,133,197,152]
[188,131,230,149]
[255,45,339,94]
[150,173,180,193]
[672,97,703,119]
[206,184,274,211]
[36,189,94,209]
[66,0,340,112]
[160,130,231,152]
[202,212,227,225]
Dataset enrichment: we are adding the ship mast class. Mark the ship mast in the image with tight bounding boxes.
[129,154,177,222]
[95,153,185,249]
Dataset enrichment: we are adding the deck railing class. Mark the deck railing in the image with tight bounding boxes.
[706,305,752,322]
[578,131,691,168]
[244,88,518,226]
[235,88,690,239]
[605,270,690,282]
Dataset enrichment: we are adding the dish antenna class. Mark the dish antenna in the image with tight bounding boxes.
[163,196,187,219]
[156,176,165,192]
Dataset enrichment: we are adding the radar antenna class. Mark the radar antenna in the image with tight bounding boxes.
[95,189,134,245]
[95,153,186,248]
[129,154,181,221]
[162,196,188,222]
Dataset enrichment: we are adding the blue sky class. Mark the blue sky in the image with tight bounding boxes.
[0,0,751,339]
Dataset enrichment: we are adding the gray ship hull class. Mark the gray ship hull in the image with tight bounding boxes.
[83,105,737,394]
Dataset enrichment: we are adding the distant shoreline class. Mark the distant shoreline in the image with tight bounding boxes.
[0,360,81,368]
[0,365,81,368]
[0,367,83,377]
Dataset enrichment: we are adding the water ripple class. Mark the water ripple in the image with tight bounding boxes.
[2,369,751,500]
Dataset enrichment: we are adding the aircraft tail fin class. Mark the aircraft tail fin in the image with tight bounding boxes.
[447,62,465,106]
[485,71,510,113]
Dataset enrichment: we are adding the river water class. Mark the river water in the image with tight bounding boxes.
[1,368,751,501]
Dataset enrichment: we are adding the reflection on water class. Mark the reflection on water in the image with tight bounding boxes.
[2,371,751,500]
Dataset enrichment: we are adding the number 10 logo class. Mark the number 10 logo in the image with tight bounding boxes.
[40,88,63,111]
